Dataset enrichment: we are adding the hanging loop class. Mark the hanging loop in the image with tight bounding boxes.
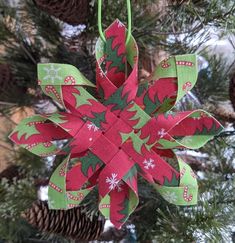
[98,0,132,45]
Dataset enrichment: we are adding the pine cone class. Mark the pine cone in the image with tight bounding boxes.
[22,200,105,240]
[34,0,89,25]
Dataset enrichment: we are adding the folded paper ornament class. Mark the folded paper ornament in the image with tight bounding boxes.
[10,20,223,229]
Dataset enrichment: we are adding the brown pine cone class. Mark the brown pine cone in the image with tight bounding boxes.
[34,0,90,25]
[22,200,105,240]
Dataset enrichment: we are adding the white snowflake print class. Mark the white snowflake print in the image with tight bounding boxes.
[87,122,99,132]
[158,128,167,138]
[117,19,124,28]
[106,173,120,191]
[116,180,124,192]
[43,64,62,83]
[162,191,178,203]
[143,158,155,170]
